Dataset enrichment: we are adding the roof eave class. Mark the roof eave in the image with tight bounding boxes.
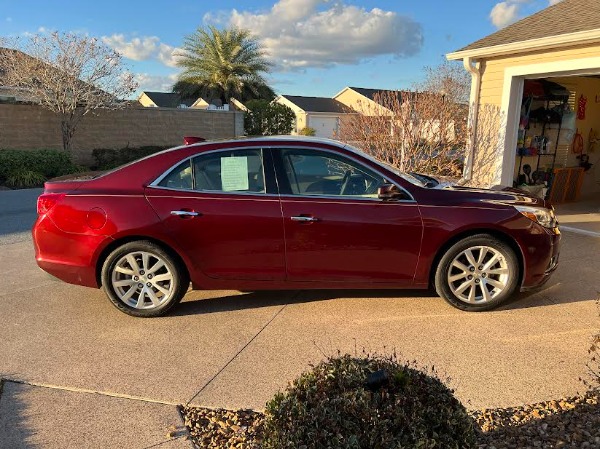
[447,28,600,61]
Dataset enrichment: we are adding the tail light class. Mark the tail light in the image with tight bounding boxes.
[37,193,66,215]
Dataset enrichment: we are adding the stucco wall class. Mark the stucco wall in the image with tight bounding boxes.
[0,104,244,164]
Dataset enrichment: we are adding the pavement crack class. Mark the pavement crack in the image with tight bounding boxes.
[185,297,294,406]
[0,378,180,406]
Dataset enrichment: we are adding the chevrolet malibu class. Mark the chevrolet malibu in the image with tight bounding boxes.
[32,137,560,317]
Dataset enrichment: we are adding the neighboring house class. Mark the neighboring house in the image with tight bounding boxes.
[275,95,351,138]
[0,86,37,104]
[138,91,209,109]
[229,97,249,112]
[0,48,35,104]
[0,47,113,104]
[334,87,405,116]
[447,0,600,202]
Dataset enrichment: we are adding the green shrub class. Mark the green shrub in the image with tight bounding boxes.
[92,145,168,170]
[0,149,79,182]
[263,354,475,449]
[5,169,46,189]
[298,127,316,136]
[245,100,295,136]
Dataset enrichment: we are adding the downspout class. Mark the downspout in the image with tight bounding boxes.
[462,56,482,182]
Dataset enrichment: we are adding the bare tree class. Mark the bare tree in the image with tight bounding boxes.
[337,89,468,178]
[0,32,137,152]
[420,61,471,106]
[336,62,503,181]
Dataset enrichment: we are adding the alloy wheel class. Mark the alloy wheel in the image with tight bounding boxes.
[447,246,510,304]
[110,251,174,309]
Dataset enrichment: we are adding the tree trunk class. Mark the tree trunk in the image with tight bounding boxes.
[61,118,76,153]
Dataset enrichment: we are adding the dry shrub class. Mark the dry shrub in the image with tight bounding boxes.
[336,62,505,185]
[337,90,467,178]
[583,299,600,391]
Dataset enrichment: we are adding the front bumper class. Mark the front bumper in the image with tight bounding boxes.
[520,226,561,290]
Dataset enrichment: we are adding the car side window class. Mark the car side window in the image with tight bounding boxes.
[158,160,193,190]
[281,149,386,198]
[193,149,265,193]
[157,149,265,193]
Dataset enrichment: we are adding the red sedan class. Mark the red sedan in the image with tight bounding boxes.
[32,137,560,317]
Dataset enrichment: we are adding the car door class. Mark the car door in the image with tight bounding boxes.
[273,147,423,284]
[145,147,286,281]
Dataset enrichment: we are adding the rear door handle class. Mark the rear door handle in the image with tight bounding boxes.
[171,210,200,217]
[291,216,319,222]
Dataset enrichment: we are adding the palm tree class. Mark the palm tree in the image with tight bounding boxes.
[176,26,273,104]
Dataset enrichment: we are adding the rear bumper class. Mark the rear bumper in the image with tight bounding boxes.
[33,214,111,288]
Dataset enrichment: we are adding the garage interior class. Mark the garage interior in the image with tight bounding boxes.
[515,75,600,204]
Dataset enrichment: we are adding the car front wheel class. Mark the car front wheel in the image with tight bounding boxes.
[101,241,189,317]
[434,235,519,311]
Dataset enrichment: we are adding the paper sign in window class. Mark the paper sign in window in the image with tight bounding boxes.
[221,157,249,191]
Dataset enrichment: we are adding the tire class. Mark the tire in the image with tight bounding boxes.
[101,240,189,317]
[434,234,519,311]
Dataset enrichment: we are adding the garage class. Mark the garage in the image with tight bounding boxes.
[447,0,600,205]
[307,114,340,138]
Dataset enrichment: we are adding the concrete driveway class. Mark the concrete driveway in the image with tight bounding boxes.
[0,188,599,447]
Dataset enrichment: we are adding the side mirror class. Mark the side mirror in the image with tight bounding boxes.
[377,183,407,201]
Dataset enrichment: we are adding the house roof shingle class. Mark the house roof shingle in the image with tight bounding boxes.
[347,87,402,103]
[142,91,195,108]
[456,0,600,53]
[281,95,348,113]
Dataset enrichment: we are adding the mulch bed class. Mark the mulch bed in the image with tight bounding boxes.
[178,391,599,449]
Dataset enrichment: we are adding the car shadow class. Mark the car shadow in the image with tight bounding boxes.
[172,275,596,316]
[172,289,440,316]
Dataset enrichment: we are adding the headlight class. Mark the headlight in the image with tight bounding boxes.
[515,205,557,228]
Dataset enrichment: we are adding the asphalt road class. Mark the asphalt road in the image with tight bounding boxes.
[0,188,42,245]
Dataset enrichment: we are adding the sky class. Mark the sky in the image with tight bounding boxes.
[0,0,563,98]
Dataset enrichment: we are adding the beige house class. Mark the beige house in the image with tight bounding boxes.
[334,87,400,116]
[138,91,209,109]
[274,88,404,138]
[447,0,600,203]
[275,95,350,138]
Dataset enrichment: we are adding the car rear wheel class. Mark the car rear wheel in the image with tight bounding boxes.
[101,241,188,317]
[434,235,519,311]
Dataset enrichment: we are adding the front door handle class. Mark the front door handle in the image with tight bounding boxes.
[291,216,319,222]
[171,210,200,217]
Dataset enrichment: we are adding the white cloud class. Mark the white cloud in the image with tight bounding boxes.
[490,1,527,28]
[205,0,423,71]
[134,73,179,92]
[102,34,182,68]
[490,0,563,29]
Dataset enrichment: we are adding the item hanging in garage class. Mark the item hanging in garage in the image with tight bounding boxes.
[577,95,587,120]
[588,128,599,153]
[571,129,584,154]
